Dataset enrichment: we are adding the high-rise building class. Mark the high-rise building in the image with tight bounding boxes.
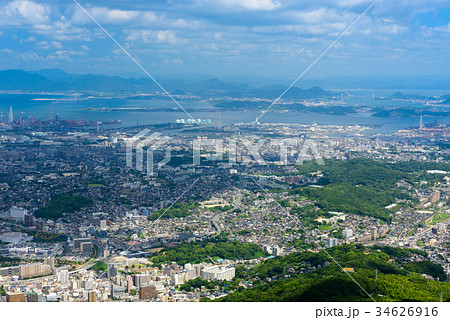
[83,279,95,290]
[110,285,125,299]
[44,257,55,271]
[26,293,39,302]
[70,280,79,290]
[24,214,34,227]
[436,223,446,233]
[342,229,353,239]
[9,206,27,221]
[6,293,26,302]
[378,225,389,238]
[80,242,93,254]
[8,106,13,124]
[107,263,118,278]
[126,276,134,293]
[19,263,51,279]
[57,270,69,284]
[326,238,339,248]
[272,245,283,256]
[369,227,378,241]
[133,273,151,287]
[0,266,19,276]
[194,265,202,277]
[88,291,96,302]
[171,273,181,286]
[73,238,91,252]
[429,191,440,203]
[140,285,158,300]
[200,266,235,281]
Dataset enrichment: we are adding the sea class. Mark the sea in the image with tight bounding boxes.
[0,88,449,134]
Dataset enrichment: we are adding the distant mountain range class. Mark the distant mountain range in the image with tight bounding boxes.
[2,69,448,99]
[0,69,337,100]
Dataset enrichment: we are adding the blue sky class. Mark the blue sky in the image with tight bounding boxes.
[0,0,449,78]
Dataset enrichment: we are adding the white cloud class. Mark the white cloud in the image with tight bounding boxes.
[379,23,407,35]
[434,23,450,34]
[163,58,183,65]
[126,30,181,44]
[34,18,91,41]
[156,30,178,44]
[52,41,63,49]
[334,0,374,7]
[72,6,153,25]
[289,8,353,24]
[142,12,158,22]
[173,19,188,28]
[2,0,50,25]
[0,48,14,54]
[198,0,280,11]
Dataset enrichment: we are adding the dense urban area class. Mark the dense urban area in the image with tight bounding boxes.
[0,102,449,302]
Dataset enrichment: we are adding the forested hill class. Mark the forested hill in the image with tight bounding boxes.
[210,245,450,302]
[289,159,450,221]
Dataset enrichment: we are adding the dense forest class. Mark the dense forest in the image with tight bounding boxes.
[35,194,94,219]
[288,159,450,221]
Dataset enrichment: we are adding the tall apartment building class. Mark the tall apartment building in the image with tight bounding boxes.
[201,266,235,281]
[26,293,39,302]
[44,257,55,271]
[80,242,93,254]
[342,229,353,239]
[369,227,378,241]
[326,238,339,248]
[9,206,27,221]
[6,293,26,302]
[133,273,151,287]
[19,263,51,279]
[107,263,118,278]
[436,223,447,233]
[88,291,97,302]
[24,214,34,227]
[110,285,125,299]
[73,238,91,252]
[429,191,441,203]
[378,225,389,238]
[140,285,158,300]
[57,270,69,284]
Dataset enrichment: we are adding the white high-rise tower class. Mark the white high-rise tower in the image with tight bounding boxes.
[8,106,13,124]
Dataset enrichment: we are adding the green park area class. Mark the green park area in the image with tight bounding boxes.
[428,211,450,225]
